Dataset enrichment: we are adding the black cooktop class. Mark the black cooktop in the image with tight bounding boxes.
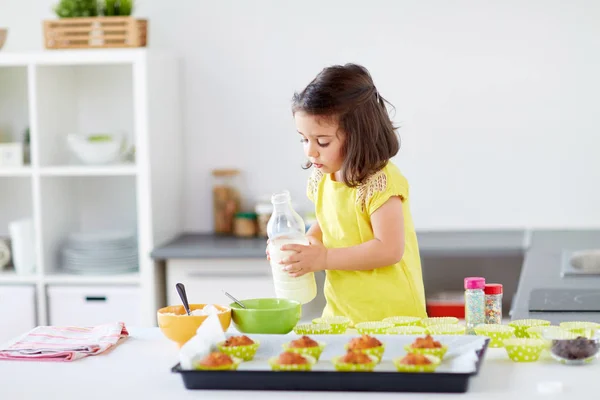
[529,288,600,312]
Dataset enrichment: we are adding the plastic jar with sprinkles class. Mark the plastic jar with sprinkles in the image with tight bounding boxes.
[464,277,486,335]
[484,283,503,324]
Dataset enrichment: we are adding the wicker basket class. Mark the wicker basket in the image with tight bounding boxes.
[43,17,147,49]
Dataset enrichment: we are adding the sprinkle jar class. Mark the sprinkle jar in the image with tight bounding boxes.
[484,283,503,324]
[464,277,485,335]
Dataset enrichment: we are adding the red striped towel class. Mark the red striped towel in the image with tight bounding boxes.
[0,322,128,362]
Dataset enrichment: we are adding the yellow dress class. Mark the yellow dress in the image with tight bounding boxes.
[307,161,427,325]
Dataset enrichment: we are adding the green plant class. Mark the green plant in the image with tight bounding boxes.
[102,0,134,16]
[53,0,99,18]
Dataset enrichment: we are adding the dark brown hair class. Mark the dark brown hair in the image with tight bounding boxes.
[292,63,399,187]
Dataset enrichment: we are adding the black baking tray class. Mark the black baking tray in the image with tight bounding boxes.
[171,337,490,393]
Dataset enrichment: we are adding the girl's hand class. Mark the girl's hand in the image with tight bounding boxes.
[280,236,327,277]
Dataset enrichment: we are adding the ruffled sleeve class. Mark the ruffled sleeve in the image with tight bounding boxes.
[357,166,409,215]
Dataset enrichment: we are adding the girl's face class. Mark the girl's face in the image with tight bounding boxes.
[295,111,345,177]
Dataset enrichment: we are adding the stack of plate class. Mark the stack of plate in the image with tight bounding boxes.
[60,231,138,275]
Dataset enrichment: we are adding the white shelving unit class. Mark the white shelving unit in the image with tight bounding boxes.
[0,49,182,335]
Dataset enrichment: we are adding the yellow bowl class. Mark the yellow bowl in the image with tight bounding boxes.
[420,317,459,327]
[157,304,232,347]
[403,344,448,360]
[474,324,515,348]
[426,324,466,335]
[503,338,546,362]
[386,326,427,335]
[508,319,550,338]
[382,316,422,326]
[268,355,317,371]
[393,355,441,373]
[332,354,379,372]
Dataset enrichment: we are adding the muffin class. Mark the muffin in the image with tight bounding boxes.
[393,353,441,373]
[345,335,385,362]
[194,351,241,371]
[217,335,260,361]
[403,334,448,359]
[282,335,326,360]
[332,350,378,372]
[268,351,316,371]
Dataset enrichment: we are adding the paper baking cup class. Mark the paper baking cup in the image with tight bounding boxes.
[312,316,350,334]
[382,316,422,326]
[559,321,600,338]
[344,343,385,363]
[503,338,545,362]
[386,326,427,335]
[268,355,316,371]
[293,323,331,335]
[332,354,378,372]
[426,324,466,335]
[194,356,242,371]
[403,344,448,360]
[509,319,551,338]
[474,324,515,348]
[420,317,459,327]
[355,321,395,334]
[393,355,441,373]
[282,341,326,361]
[216,341,260,361]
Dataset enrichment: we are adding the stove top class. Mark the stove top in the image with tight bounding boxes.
[528,288,600,312]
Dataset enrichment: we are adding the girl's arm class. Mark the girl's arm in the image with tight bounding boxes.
[306,220,323,242]
[326,196,405,271]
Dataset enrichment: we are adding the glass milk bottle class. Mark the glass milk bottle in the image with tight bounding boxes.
[267,190,317,304]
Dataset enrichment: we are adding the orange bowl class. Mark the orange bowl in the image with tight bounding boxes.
[157,304,231,347]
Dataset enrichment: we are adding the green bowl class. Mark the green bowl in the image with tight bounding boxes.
[293,323,331,335]
[216,340,260,361]
[332,354,379,372]
[426,324,466,335]
[503,338,545,362]
[355,321,395,334]
[393,355,441,373]
[403,344,448,360]
[230,298,301,334]
[474,324,515,348]
[268,354,316,371]
[559,321,600,338]
[313,316,351,334]
[420,317,459,327]
[382,316,422,326]
[386,326,427,335]
[282,341,326,361]
[508,319,551,338]
[194,356,242,371]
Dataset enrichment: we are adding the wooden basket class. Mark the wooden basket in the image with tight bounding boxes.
[43,17,147,49]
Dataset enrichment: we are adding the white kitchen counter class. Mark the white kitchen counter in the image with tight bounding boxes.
[0,327,596,399]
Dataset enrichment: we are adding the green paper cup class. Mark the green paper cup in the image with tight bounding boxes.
[508,319,551,338]
[474,324,515,348]
[403,344,448,360]
[420,317,459,327]
[559,321,600,338]
[386,326,427,335]
[313,316,351,334]
[344,343,385,363]
[293,323,331,335]
[393,355,441,373]
[216,340,260,361]
[268,355,316,371]
[527,326,574,341]
[382,316,422,326]
[332,354,379,372]
[355,321,395,334]
[194,356,242,371]
[426,324,466,335]
[282,341,326,361]
[503,338,545,362]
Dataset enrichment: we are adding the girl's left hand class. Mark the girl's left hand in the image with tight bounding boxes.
[280,236,327,277]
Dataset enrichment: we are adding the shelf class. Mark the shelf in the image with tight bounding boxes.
[0,167,32,177]
[0,270,39,284]
[39,165,137,176]
[44,272,140,285]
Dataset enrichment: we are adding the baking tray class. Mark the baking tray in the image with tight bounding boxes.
[172,333,490,393]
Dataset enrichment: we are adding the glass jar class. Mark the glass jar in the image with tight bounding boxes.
[254,199,272,238]
[211,169,241,235]
[233,212,257,237]
[484,283,503,324]
[464,277,485,335]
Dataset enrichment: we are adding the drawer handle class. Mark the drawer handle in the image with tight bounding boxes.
[85,296,107,302]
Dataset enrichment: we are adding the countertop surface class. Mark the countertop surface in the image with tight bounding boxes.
[150,230,529,260]
[1,327,598,400]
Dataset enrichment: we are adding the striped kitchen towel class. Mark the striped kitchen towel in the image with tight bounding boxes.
[0,322,128,362]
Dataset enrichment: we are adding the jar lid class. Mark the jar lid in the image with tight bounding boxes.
[235,212,257,219]
[484,283,503,295]
[464,277,485,290]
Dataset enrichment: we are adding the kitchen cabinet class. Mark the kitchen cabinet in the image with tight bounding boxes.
[0,285,36,344]
[165,259,275,306]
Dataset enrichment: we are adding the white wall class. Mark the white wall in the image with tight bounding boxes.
[2,0,600,231]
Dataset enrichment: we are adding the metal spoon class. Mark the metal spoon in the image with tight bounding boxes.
[176,283,191,316]
[222,290,246,309]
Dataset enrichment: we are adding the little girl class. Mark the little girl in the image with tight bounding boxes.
[277,63,427,324]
